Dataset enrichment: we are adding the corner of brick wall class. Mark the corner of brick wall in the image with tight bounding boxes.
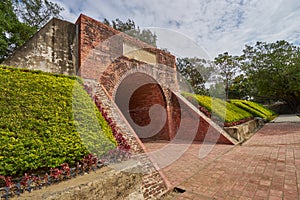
[75,14,176,81]
[3,18,77,75]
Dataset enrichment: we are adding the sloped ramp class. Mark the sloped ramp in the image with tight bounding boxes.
[173,92,238,145]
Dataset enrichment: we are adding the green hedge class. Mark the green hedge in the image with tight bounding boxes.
[183,93,253,123]
[0,66,117,176]
[230,99,276,120]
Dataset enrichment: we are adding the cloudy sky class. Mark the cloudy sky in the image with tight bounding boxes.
[54,0,300,60]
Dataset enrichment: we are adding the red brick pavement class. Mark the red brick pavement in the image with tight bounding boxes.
[144,123,300,199]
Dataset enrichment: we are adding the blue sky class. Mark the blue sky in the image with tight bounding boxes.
[54,0,300,60]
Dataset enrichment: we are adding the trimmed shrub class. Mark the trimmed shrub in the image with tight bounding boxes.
[230,99,276,120]
[0,66,117,176]
[183,93,253,123]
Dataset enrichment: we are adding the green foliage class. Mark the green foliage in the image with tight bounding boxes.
[0,0,36,62]
[176,57,213,95]
[183,93,253,123]
[213,52,240,100]
[0,0,63,62]
[0,66,116,176]
[208,82,226,99]
[72,83,117,156]
[241,40,300,112]
[13,0,64,28]
[103,18,157,46]
[228,74,252,100]
[230,99,276,120]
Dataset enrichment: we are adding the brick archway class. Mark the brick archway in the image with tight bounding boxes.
[2,14,237,200]
[114,72,171,141]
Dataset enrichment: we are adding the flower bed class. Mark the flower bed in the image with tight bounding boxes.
[0,148,131,200]
[0,66,132,199]
[0,154,99,199]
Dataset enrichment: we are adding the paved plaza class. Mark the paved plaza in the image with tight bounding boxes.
[144,115,300,199]
[271,114,300,123]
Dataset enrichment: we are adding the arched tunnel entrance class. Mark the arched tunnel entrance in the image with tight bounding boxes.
[113,72,234,144]
[114,72,173,141]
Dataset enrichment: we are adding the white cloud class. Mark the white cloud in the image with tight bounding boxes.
[54,0,300,59]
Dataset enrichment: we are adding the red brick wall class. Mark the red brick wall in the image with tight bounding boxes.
[75,14,180,143]
[84,80,168,199]
[168,91,232,144]
[75,14,176,80]
[76,14,233,144]
[114,71,170,141]
[168,92,181,139]
[76,13,234,199]
[129,83,170,140]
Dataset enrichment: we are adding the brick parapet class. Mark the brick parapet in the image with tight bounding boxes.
[76,14,176,80]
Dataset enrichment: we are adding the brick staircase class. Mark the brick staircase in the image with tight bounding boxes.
[83,79,169,200]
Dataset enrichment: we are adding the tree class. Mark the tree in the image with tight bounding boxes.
[228,74,252,100]
[241,40,300,112]
[103,18,157,47]
[214,52,239,101]
[209,82,226,99]
[13,0,64,28]
[0,0,63,62]
[0,0,36,62]
[176,57,213,95]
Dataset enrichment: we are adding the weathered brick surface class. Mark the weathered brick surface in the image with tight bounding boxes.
[3,18,77,75]
[84,79,168,199]
[113,71,171,141]
[127,83,169,140]
[75,14,181,144]
[4,13,239,199]
[173,95,233,144]
[75,14,176,81]
[11,167,143,200]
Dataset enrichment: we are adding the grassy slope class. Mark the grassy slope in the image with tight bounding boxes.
[183,93,275,123]
[183,93,252,122]
[0,66,117,176]
[230,99,276,121]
